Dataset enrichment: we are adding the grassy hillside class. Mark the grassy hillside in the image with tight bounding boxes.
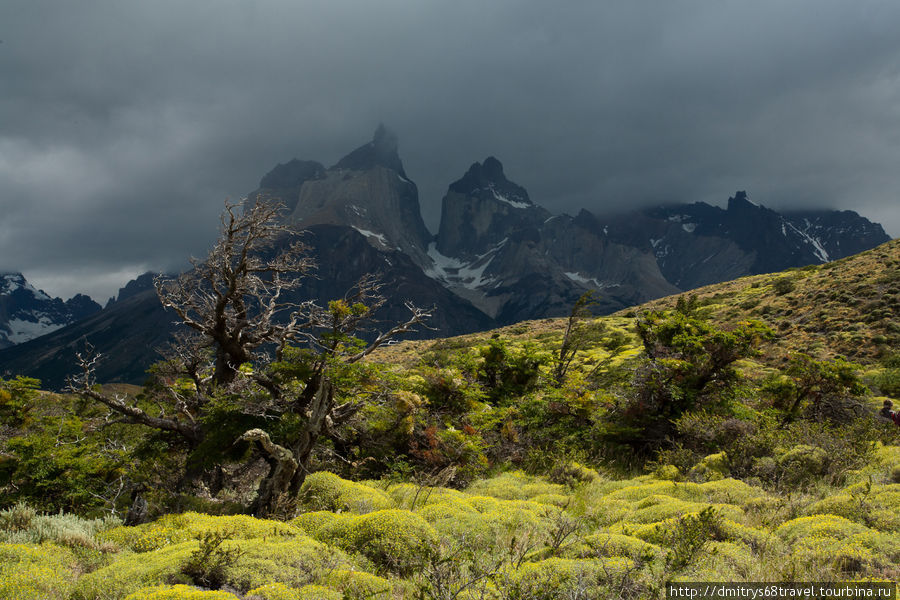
[2,240,899,599]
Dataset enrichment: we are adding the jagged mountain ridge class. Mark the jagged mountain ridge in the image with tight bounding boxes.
[0,127,891,385]
[0,273,101,349]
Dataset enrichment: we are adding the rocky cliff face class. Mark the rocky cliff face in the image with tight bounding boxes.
[0,273,101,349]
[427,158,679,321]
[249,125,433,267]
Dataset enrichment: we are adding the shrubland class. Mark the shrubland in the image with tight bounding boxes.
[1,231,899,597]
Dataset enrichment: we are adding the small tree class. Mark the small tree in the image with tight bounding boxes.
[617,309,773,445]
[69,199,431,516]
[764,353,866,423]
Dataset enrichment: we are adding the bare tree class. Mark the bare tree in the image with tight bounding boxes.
[69,199,432,516]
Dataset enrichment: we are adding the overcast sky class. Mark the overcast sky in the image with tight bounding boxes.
[2,1,899,301]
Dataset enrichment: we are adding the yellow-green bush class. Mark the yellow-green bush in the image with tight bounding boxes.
[501,557,633,599]
[289,511,338,536]
[74,541,198,600]
[75,533,345,600]
[416,499,479,522]
[697,479,766,505]
[123,585,240,599]
[654,465,681,481]
[577,532,658,560]
[689,452,729,482]
[679,541,757,581]
[297,585,342,600]
[246,582,343,600]
[777,445,828,486]
[805,490,900,532]
[322,569,393,600]
[298,472,394,514]
[99,513,300,552]
[246,582,301,600]
[217,536,348,591]
[775,514,873,544]
[530,493,571,507]
[386,483,466,509]
[0,542,76,600]
[314,509,438,574]
[607,480,703,503]
[465,471,565,500]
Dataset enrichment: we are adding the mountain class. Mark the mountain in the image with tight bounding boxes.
[0,128,891,385]
[590,191,891,290]
[0,273,101,349]
[249,125,433,267]
[427,157,679,321]
[0,225,493,388]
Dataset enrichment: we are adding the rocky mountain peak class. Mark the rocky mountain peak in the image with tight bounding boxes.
[448,157,531,207]
[435,157,549,260]
[333,124,407,177]
[726,190,763,213]
[0,272,101,349]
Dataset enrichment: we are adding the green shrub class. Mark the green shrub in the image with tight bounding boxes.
[315,509,438,575]
[322,569,393,600]
[123,585,240,599]
[777,445,828,486]
[501,557,632,600]
[180,530,244,590]
[0,505,120,549]
[688,452,729,482]
[548,461,602,486]
[246,582,303,600]
[772,277,797,296]
[99,513,299,552]
[386,483,465,510]
[289,511,338,536]
[74,541,197,600]
[465,471,565,500]
[298,472,394,514]
[0,542,77,600]
[578,532,658,560]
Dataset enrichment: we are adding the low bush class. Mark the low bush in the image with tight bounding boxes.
[0,542,77,600]
[123,585,239,599]
[314,509,438,575]
[298,472,393,514]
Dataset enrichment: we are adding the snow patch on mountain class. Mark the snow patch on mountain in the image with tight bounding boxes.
[490,188,530,209]
[425,240,505,290]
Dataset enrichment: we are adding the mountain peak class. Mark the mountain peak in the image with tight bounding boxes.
[333,124,407,177]
[448,157,531,206]
[727,190,760,211]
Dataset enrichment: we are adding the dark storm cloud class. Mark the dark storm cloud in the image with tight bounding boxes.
[1,1,899,300]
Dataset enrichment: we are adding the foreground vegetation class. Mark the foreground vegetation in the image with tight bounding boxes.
[1,228,899,597]
[2,464,898,599]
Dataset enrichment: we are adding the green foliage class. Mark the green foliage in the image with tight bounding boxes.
[477,337,548,404]
[0,376,41,426]
[0,503,120,548]
[180,530,244,589]
[765,353,867,422]
[298,471,394,514]
[660,506,723,571]
[501,557,633,600]
[123,585,240,599]
[0,542,77,600]
[772,276,797,296]
[618,310,772,445]
[314,509,438,575]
